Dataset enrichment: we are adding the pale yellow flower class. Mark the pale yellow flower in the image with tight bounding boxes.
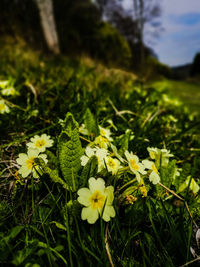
[27,134,53,152]
[0,80,9,88]
[94,135,109,149]
[81,146,96,165]
[99,126,113,141]
[80,147,108,172]
[1,87,18,96]
[79,124,89,135]
[160,148,173,167]
[178,176,199,194]
[0,100,10,114]
[77,177,115,224]
[94,126,113,149]
[105,156,120,175]
[147,147,159,160]
[142,159,160,184]
[147,147,173,167]
[16,148,47,178]
[125,151,146,183]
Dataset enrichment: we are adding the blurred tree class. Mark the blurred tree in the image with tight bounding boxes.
[35,0,60,54]
[0,0,44,47]
[92,22,132,67]
[54,0,131,67]
[132,0,161,67]
[95,0,162,69]
[54,0,102,53]
[190,52,200,76]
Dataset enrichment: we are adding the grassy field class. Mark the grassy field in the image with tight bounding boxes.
[152,79,200,113]
[0,38,200,266]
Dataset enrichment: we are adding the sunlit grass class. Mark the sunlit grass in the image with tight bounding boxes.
[152,79,200,113]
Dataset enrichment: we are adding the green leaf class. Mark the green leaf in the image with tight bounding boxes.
[38,242,68,265]
[34,158,70,190]
[0,225,24,261]
[51,221,67,232]
[80,155,98,187]
[2,225,24,244]
[12,240,38,266]
[118,129,132,155]
[160,160,177,188]
[45,150,59,168]
[173,163,191,191]
[58,112,83,191]
[84,108,99,137]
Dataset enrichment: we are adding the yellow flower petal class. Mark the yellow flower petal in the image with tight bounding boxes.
[81,206,99,224]
[16,153,28,165]
[89,177,105,193]
[102,206,116,222]
[18,166,31,178]
[77,188,92,206]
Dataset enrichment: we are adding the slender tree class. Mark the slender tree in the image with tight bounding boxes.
[132,0,161,67]
[35,0,60,54]
[96,0,162,67]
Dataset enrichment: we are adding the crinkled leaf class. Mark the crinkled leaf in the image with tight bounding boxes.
[84,108,99,137]
[58,113,83,191]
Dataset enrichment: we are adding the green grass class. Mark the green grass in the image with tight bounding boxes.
[152,79,200,113]
[0,37,200,266]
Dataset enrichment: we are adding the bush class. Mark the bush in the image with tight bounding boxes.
[190,52,200,76]
[143,56,172,80]
[90,22,132,68]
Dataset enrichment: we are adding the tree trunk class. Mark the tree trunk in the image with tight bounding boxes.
[139,0,144,68]
[133,0,144,69]
[35,0,60,54]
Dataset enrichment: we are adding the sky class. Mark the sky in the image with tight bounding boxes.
[123,0,200,66]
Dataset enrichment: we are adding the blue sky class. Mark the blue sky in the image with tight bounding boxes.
[123,0,200,66]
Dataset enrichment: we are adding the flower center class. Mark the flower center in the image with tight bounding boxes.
[108,159,115,168]
[100,136,108,143]
[130,159,139,171]
[96,136,108,148]
[26,157,35,169]
[100,129,106,136]
[8,88,15,94]
[152,164,158,174]
[35,139,46,148]
[90,190,105,210]
[150,151,156,159]
[0,104,5,111]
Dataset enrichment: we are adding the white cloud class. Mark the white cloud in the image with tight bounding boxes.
[162,0,200,15]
